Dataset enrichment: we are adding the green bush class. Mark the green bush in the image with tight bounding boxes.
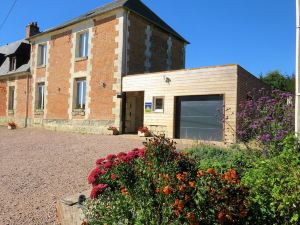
[242,147,300,224]
[185,144,260,176]
[84,136,251,224]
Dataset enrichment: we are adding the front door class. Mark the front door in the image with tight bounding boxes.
[125,96,137,133]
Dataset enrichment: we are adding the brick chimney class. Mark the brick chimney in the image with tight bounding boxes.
[26,22,40,39]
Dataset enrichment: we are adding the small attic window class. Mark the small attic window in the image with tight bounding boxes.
[9,56,16,71]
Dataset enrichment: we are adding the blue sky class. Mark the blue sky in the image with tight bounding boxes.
[0,0,295,76]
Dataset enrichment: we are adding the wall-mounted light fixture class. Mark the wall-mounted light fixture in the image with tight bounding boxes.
[100,81,106,88]
[163,75,171,84]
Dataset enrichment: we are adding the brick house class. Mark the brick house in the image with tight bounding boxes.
[0,0,267,143]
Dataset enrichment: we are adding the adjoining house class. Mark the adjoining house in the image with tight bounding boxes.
[0,0,267,143]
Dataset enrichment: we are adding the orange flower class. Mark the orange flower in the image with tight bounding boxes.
[178,184,186,192]
[155,188,160,193]
[163,185,172,195]
[177,200,184,211]
[230,168,237,179]
[207,168,215,175]
[224,172,231,180]
[176,173,184,181]
[188,181,196,188]
[197,170,205,177]
[120,187,128,195]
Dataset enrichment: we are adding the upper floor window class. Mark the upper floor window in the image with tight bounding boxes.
[76,31,89,58]
[9,56,16,71]
[8,86,15,111]
[75,78,86,109]
[36,82,45,110]
[38,44,47,66]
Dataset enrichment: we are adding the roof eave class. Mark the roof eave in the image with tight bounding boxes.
[0,70,30,79]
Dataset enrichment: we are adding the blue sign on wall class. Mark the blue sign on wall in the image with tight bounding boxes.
[145,102,152,113]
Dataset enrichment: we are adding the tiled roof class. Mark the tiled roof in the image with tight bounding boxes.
[30,0,189,43]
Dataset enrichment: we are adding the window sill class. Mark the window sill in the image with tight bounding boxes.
[8,110,14,115]
[153,109,164,113]
[34,110,44,115]
[37,65,46,69]
[72,109,85,116]
[75,57,88,62]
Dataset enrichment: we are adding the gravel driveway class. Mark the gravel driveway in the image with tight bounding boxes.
[0,128,143,225]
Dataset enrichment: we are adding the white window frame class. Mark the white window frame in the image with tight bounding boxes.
[76,31,89,58]
[8,86,15,111]
[36,82,45,110]
[9,56,16,71]
[153,96,164,113]
[74,78,86,110]
[38,44,47,66]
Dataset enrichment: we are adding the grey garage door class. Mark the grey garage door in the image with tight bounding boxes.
[175,95,224,141]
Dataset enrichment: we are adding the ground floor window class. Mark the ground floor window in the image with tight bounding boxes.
[8,86,15,111]
[153,96,164,112]
[75,78,86,109]
[36,82,45,110]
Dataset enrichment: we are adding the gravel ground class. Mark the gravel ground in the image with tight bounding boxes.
[0,127,144,225]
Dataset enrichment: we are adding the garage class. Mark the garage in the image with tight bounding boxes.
[175,95,224,141]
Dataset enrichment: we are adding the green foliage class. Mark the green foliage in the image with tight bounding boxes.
[185,144,260,176]
[260,70,295,93]
[242,143,300,224]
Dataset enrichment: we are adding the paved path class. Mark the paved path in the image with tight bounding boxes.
[0,128,143,225]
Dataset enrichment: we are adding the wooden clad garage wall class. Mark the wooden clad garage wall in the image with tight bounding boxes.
[122,65,239,143]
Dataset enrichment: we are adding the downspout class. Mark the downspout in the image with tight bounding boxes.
[296,0,300,135]
[25,73,29,128]
[121,10,130,133]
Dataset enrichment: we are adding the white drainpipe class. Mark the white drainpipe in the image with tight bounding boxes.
[296,0,300,135]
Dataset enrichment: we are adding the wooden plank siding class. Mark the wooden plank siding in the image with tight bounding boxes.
[122,65,239,143]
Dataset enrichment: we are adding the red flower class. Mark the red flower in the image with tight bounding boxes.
[111,173,117,180]
[218,211,223,222]
[96,158,106,165]
[88,167,107,184]
[102,161,113,169]
[106,154,117,161]
[90,184,109,199]
[127,151,136,160]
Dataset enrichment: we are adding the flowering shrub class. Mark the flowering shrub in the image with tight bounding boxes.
[237,89,294,153]
[137,126,149,133]
[8,121,16,127]
[84,135,251,224]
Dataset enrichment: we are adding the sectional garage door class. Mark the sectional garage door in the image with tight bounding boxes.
[175,95,224,141]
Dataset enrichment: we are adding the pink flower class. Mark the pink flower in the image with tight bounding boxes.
[90,184,109,199]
